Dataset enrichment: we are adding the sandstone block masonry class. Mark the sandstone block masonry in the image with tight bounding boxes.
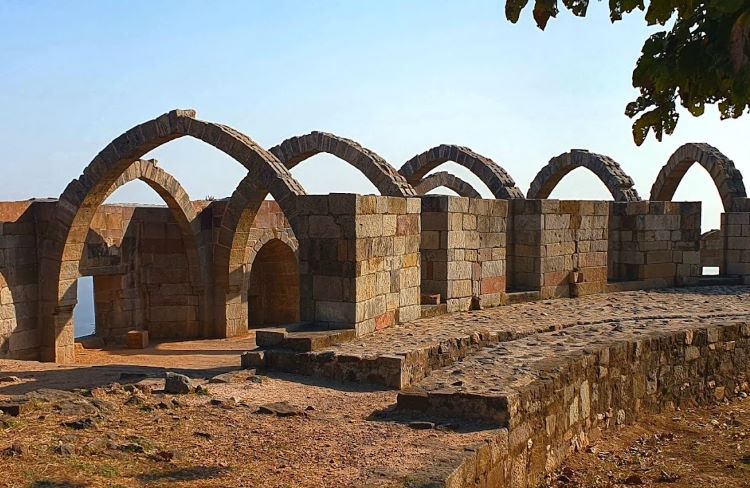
[608,201,701,285]
[294,194,422,335]
[506,200,609,298]
[420,196,508,312]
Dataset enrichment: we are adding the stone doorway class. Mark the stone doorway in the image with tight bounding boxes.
[247,239,299,328]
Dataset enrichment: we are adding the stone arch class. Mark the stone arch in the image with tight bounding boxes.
[100,159,207,339]
[246,236,300,328]
[214,172,299,337]
[527,149,641,201]
[413,171,482,198]
[269,131,416,197]
[650,143,746,211]
[39,109,307,363]
[399,144,523,199]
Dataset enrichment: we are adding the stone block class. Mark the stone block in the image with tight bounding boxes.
[126,330,149,349]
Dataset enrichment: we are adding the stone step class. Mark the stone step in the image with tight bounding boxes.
[255,323,357,352]
[505,290,541,304]
[696,275,743,286]
[420,303,447,318]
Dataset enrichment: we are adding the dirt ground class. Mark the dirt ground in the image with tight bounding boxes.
[552,396,750,488]
[0,367,489,488]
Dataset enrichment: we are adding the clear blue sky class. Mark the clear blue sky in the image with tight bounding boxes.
[1,0,748,231]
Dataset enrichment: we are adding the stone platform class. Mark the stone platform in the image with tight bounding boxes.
[394,314,750,487]
[249,286,750,388]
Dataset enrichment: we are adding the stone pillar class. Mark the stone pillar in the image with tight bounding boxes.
[295,194,421,336]
[609,201,701,284]
[721,198,750,280]
[508,199,609,299]
[420,196,507,312]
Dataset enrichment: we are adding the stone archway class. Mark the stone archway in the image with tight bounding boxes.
[214,171,299,337]
[246,237,300,328]
[414,171,482,198]
[98,159,207,339]
[399,144,523,200]
[527,149,640,201]
[269,131,416,197]
[39,109,307,363]
[650,143,746,211]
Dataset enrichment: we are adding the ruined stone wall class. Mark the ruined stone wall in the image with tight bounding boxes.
[609,201,701,284]
[296,194,421,335]
[420,196,507,312]
[507,200,609,298]
[0,201,42,359]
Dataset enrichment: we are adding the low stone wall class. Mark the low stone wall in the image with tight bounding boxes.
[398,318,750,487]
[420,196,508,312]
[609,201,701,283]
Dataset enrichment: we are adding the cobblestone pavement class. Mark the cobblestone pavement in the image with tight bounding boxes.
[404,314,750,402]
[329,286,750,358]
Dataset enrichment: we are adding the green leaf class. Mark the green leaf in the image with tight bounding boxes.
[533,0,559,30]
[505,0,531,23]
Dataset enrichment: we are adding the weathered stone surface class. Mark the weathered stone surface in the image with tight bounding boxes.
[164,372,192,394]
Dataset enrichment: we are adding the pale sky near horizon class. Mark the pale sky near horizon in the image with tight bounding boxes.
[1,0,748,231]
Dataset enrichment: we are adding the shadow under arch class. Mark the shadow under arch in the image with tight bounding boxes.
[246,236,299,328]
[269,131,416,197]
[414,171,482,198]
[39,109,307,363]
[650,143,746,212]
[527,149,640,202]
[399,144,523,200]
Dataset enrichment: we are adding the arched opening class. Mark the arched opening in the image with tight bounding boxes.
[73,173,203,345]
[673,164,725,276]
[547,166,615,201]
[527,150,640,202]
[289,153,379,195]
[399,144,523,200]
[416,169,484,198]
[270,131,415,197]
[39,110,307,363]
[247,238,299,328]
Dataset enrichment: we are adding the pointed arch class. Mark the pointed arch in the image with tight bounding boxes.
[414,171,482,198]
[99,159,207,340]
[213,174,298,338]
[269,131,416,197]
[399,144,523,199]
[39,109,307,363]
[650,143,746,211]
[527,149,640,201]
